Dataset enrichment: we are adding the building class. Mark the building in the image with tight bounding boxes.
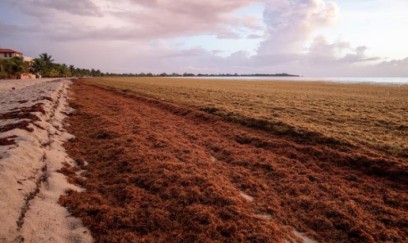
[23,56,34,62]
[0,49,23,59]
[0,48,37,79]
[20,73,36,79]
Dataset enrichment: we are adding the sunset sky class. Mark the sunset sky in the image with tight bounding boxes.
[0,0,407,76]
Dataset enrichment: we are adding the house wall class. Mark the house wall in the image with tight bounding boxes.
[20,73,36,79]
[0,53,22,59]
[23,56,34,62]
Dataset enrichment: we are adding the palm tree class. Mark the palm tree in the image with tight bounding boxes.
[39,53,54,64]
[38,53,54,77]
[1,50,109,79]
[69,65,75,76]
[0,59,8,79]
[32,58,43,77]
[56,64,69,77]
[0,57,28,79]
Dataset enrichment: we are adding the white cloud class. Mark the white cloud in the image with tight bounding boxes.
[6,0,102,17]
[0,0,407,76]
[258,0,339,54]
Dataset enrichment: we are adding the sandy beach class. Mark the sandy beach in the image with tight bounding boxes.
[2,0,408,241]
[0,79,92,243]
[1,77,407,242]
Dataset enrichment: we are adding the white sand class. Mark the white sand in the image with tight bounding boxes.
[0,79,93,243]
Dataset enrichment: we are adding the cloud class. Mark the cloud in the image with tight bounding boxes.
[363,57,408,77]
[246,34,264,39]
[4,0,256,41]
[231,14,264,31]
[0,0,407,76]
[7,0,102,17]
[307,35,381,64]
[259,0,339,54]
[129,0,253,20]
[111,0,255,39]
[0,23,34,38]
[216,31,242,39]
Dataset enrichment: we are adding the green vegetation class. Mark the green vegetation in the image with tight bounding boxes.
[106,72,299,77]
[0,52,103,79]
[31,52,104,78]
[0,57,29,79]
[0,50,299,79]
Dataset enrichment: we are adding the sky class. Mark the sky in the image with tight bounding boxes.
[0,0,407,76]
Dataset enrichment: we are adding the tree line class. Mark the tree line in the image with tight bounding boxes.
[103,72,299,77]
[0,53,103,79]
[1,52,299,79]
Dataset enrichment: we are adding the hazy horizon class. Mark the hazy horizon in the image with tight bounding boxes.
[1,0,407,76]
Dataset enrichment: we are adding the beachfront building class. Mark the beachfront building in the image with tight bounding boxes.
[0,48,37,79]
[23,56,34,62]
[0,49,23,59]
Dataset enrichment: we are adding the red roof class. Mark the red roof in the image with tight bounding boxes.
[0,49,22,54]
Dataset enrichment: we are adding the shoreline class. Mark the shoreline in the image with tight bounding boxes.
[0,79,92,242]
[1,77,408,86]
[173,76,408,85]
[1,78,407,241]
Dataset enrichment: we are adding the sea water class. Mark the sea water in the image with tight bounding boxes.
[185,76,408,84]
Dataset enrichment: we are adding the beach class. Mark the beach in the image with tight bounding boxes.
[62,78,407,242]
[0,77,407,242]
[0,79,92,243]
[2,0,408,241]
[84,77,408,157]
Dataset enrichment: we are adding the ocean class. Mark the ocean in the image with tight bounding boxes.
[185,76,408,84]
